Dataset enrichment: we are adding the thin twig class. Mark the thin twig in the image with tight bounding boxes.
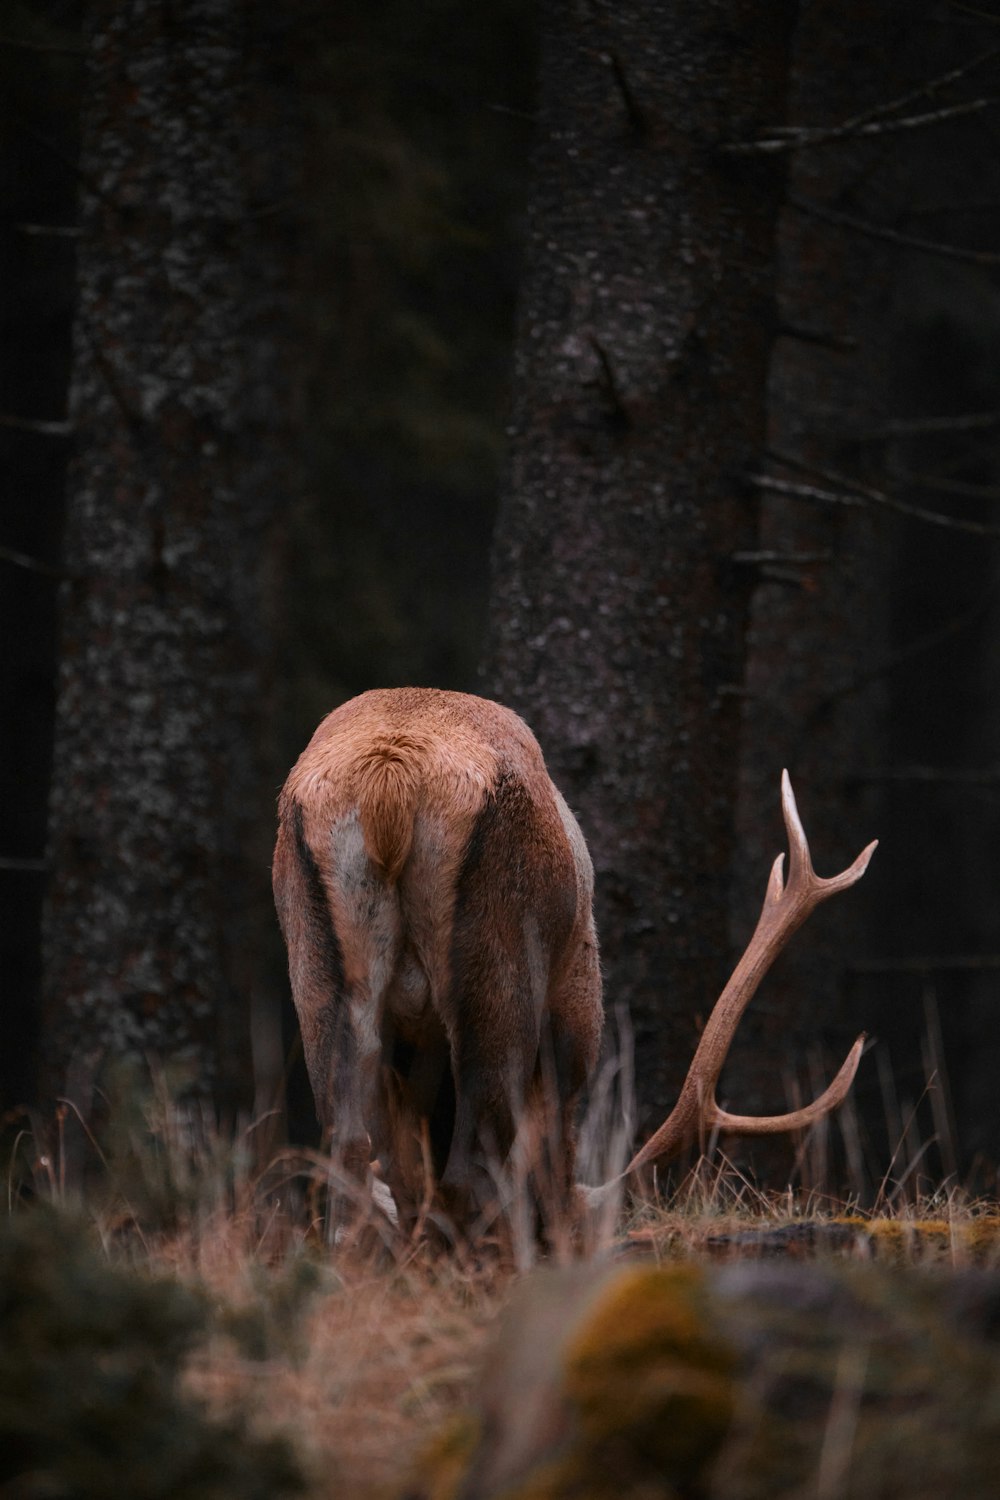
[827,40,1000,127]
[0,855,47,871]
[0,412,72,436]
[0,545,69,580]
[724,42,1000,152]
[750,474,863,511]
[15,222,81,238]
[603,51,648,137]
[732,549,833,565]
[950,2,1000,26]
[723,97,994,154]
[789,192,1000,266]
[759,448,1000,536]
[874,1079,937,1214]
[777,321,858,351]
[859,409,1000,439]
[588,336,631,428]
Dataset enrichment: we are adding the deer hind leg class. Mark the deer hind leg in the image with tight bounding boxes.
[440,998,538,1232]
[273,807,376,1229]
[303,808,407,1233]
[439,771,577,1233]
[539,928,603,1211]
[377,1022,453,1234]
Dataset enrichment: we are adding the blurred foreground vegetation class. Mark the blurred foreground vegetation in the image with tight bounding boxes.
[6,1087,1000,1499]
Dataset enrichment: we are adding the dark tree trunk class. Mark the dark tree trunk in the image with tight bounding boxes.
[485,1,794,1133]
[727,1,902,1181]
[40,0,297,1126]
[732,1,1000,1188]
[0,6,83,1114]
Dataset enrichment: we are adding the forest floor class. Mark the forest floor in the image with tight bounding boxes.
[7,1098,1000,1500]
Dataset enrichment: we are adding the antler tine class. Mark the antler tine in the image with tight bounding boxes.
[619,774,876,1179]
[780,768,878,902]
[710,1032,867,1136]
[779,766,812,889]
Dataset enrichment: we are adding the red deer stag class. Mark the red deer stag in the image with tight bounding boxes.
[273,687,876,1234]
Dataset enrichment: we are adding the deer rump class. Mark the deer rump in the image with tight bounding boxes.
[272,688,603,1231]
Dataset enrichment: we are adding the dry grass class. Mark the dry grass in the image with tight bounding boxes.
[7,1072,1000,1500]
[176,1233,504,1499]
[7,1099,517,1499]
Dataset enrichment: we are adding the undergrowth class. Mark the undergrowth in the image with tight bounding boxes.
[5,1081,1000,1500]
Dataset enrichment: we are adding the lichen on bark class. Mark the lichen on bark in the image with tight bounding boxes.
[41,0,296,1119]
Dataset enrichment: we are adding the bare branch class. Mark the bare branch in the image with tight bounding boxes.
[755,449,1000,536]
[732,549,834,565]
[588,336,632,429]
[789,192,1000,266]
[750,473,864,512]
[0,545,68,580]
[723,43,1000,153]
[15,222,81,239]
[601,51,649,137]
[0,412,72,437]
[723,97,995,154]
[0,855,47,871]
[777,321,858,352]
[857,410,1000,439]
[949,2,1000,27]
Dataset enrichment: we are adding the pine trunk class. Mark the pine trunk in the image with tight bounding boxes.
[41,0,295,1125]
[486,0,794,1131]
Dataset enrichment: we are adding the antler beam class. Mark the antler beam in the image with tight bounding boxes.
[623,771,877,1176]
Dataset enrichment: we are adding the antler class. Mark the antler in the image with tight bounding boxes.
[623,771,877,1177]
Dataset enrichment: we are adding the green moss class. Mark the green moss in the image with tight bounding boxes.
[827,1215,1000,1264]
[407,1254,1000,1500]
[954,1214,1000,1259]
[405,1414,480,1500]
[562,1265,735,1489]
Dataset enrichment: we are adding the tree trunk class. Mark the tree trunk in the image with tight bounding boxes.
[40,0,296,1127]
[727,0,902,1180]
[731,0,1000,1188]
[0,7,83,1114]
[485,0,794,1133]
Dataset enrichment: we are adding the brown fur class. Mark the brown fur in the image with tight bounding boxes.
[273,687,603,1235]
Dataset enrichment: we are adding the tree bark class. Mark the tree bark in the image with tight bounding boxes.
[727,1,901,1171]
[0,7,83,1113]
[485,1,794,1132]
[730,1,1000,1187]
[40,0,296,1124]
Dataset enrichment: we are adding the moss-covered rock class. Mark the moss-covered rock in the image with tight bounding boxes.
[406,1256,1000,1500]
[406,1262,737,1500]
[562,1265,734,1493]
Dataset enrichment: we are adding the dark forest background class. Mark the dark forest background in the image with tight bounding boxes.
[3,0,1000,1200]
